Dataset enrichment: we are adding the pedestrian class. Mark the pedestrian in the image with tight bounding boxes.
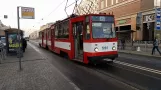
[22,38,27,52]
[152,37,161,55]
[121,38,125,50]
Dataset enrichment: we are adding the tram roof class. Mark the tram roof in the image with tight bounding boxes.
[55,13,114,23]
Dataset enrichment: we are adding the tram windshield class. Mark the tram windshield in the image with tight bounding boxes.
[91,16,116,39]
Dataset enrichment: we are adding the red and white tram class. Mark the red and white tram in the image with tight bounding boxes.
[39,14,118,64]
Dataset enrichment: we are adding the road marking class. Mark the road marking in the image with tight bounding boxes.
[28,42,81,90]
[114,60,161,75]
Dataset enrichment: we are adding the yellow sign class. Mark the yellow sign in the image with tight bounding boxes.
[9,43,22,48]
[21,7,35,19]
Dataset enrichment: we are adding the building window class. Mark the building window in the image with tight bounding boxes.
[106,0,108,7]
[111,0,114,5]
[116,0,118,3]
[154,0,161,7]
[101,1,104,9]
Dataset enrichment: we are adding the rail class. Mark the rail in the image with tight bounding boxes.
[118,40,161,51]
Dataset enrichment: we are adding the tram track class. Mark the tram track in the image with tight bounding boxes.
[87,60,161,90]
[85,63,145,90]
[30,41,161,90]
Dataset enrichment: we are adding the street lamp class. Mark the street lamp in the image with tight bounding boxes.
[4,15,8,19]
[0,15,8,19]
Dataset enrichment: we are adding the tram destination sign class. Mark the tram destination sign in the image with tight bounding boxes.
[92,16,114,22]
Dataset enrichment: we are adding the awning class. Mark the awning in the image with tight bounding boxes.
[0,20,10,30]
[0,26,10,31]
[4,28,24,33]
[116,30,136,33]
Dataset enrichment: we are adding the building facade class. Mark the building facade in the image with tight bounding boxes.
[99,0,141,41]
[76,0,99,15]
[99,0,161,41]
[140,0,161,41]
[0,20,10,36]
[40,23,54,31]
[29,31,39,40]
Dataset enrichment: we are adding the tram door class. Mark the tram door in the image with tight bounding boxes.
[73,22,83,61]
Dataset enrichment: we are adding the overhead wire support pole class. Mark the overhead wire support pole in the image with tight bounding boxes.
[72,0,79,14]
[66,2,76,8]
[17,6,22,71]
[76,6,81,15]
[87,1,93,14]
[65,0,69,17]
[80,6,87,14]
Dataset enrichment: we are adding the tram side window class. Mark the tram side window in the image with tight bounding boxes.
[56,21,69,39]
[55,26,58,38]
[48,30,49,38]
[44,31,46,39]
[50,30,52,39]
[39,32,41,38]
[84,23,90,40]
[63,28,69,38]
[62,21,69,38]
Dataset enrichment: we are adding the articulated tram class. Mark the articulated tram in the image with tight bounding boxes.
[39,14,118,64]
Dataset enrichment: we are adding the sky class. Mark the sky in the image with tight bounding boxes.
[0,0,80,36]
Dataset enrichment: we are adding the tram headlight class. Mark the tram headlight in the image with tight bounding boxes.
[94,47,99,52]
[112,46,116,50]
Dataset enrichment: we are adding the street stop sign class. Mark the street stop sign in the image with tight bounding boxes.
[21,7,35,19]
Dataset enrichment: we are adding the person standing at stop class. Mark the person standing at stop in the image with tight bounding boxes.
[152,37,161,55]
[22,38,27,52]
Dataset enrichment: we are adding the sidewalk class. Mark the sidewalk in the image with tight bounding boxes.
[118,49,161,58]
[0,43,79,90]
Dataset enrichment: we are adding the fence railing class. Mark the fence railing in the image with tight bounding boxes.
[118,40,161,52]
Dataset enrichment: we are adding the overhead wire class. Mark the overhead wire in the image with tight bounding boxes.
[87,1,93,14]
[72,0,78,14]
[45,0,66,19]
[26,0,66,34]
[28,0,80,35]
[75,0,88,15]
[64,0,69,17]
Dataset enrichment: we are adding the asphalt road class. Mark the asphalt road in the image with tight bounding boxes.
[117,53,161,72]
[29,41,161,90]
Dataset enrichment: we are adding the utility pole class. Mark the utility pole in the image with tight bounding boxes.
[17,6,22,70]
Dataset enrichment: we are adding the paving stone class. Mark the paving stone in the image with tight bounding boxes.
[0,44,77,90]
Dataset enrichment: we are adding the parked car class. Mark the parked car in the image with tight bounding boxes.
[25,37,29,41]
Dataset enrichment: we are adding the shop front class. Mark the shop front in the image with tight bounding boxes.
[116,16,136,41]
[142,12,155,41]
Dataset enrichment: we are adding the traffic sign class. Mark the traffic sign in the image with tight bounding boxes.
[155,8,161,30]
[21,7,35,19]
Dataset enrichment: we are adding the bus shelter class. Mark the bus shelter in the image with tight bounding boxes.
[4,28,24,55]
